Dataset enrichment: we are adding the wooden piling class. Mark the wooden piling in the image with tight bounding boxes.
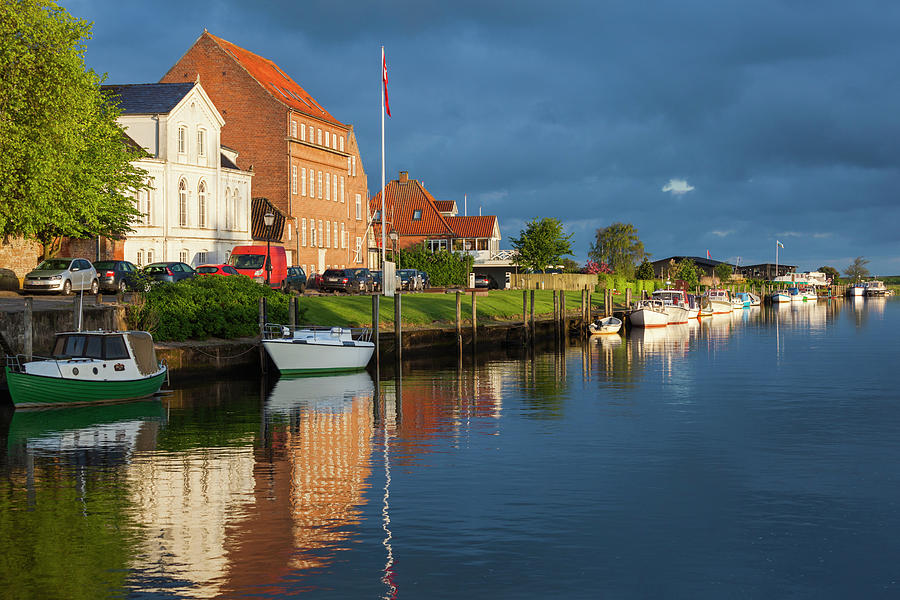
[522,290,528,343]
[471,290,477,347]
[372,293,380,370]
[24,297,33,361]
[259,297,267,374]
[394,293,402,364]
[456,291,462,342]
[288,296,296,329]
[553,290,559,335]
[626,288,632,308]
[529,289,535,339]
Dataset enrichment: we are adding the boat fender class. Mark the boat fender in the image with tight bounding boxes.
[281,326,291,338]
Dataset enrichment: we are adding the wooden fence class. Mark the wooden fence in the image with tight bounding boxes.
[511,273,599,290]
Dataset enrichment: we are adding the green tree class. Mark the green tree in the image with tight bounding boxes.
[588,223,647,278]
[558,257,580,273]
[635,259,654,280]
[673,258,700,291]
[714,262,732,284]
[843,257,870,282]
[818,265,840,284]
[0,0,146,258]
[510,217,573,273]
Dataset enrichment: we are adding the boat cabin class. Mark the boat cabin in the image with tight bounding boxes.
[51,331,161,376]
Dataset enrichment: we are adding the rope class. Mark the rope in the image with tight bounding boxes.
[181,343,260,361]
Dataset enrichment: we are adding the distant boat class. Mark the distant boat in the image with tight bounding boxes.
[848,283,866,297]
[704,289,733,314]
[865,280,887,297]
[771,290,792,303]
[4,330,167,408]
[588,316,623,335]
[731,293,749,309]
[697,296,714,317]
[629,299,669,328]
[262,325,375,374]
[651,289,691,324]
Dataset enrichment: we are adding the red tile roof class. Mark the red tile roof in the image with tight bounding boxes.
[446,215,498,239]
[433,200,457,214]
[206,32,344,127]
[370,176,454,239]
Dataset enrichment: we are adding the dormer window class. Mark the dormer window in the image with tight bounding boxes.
[412,210,422,220]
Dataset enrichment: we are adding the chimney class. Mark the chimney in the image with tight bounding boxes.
[399,170,408,183]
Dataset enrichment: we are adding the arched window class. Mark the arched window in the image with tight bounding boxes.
[224,188,232,230]
[198,180,207,228]
[178,179,188,227]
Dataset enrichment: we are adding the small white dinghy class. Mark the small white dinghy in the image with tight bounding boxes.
[262,324,375,375]
[588,316,623,335]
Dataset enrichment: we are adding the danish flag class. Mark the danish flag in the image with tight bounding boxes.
[382,50,391,117]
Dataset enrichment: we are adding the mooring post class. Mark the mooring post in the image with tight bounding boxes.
[456,291,462,344]
[626,288,632,308]
[471,290,477,348]
[289,296,296,329]
[259,297,267,374]
[552,290,558,336]
[522,290,528,343]
[24,297,33,362]
[372,293,380,371]
[529,289,535,340]
[394,292,402,365]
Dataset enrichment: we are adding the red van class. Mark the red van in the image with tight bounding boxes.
[228,245,287,289]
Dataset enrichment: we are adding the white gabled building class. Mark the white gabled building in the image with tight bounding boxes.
[102,81,253,267]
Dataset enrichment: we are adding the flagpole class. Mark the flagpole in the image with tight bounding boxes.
[381,46,386,276]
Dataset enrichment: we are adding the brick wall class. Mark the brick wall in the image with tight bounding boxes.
[161,32,371,270]
[0,237,42,288]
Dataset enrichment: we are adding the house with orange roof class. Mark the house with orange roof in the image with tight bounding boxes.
[370,171,501,262]
[161,31,369,275]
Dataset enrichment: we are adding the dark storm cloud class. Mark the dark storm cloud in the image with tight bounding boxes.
[71,0,900,272]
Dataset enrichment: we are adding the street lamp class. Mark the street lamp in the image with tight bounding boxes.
[264,210,275,286]
[389,228,398,259]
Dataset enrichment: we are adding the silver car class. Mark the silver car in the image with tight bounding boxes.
[23,258,99,295]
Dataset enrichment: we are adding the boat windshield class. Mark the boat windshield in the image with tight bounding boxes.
[53,334,131,360]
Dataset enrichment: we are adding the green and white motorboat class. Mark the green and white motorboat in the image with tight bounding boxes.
[4,330,167,408]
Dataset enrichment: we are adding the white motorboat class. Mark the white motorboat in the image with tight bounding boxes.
[747,292,761,306]
[848,283,866,297]
[731,293,748,310]
[588,316,623,335]
[262,325,375,374]
[771,290,792,303]
[651,289,692,324]
[865,280,887,297]
[796,285,817,302]
[629,299,669,328]
[704,289,733,314]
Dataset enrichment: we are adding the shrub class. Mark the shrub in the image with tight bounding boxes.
[125,275,304,341]
[397,245,474,287]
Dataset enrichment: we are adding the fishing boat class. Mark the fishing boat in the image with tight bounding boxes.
[628,299,669,328]
[588,316,623,335]
[704,289,733,314]
[4,330,167,408]
[262,325,375,374]
[731,293,748,309]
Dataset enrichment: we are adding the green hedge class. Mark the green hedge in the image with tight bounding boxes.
[125,275,301,342]
[397,245,473,287]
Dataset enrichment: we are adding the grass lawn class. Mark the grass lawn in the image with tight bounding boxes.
[298,289,609,329]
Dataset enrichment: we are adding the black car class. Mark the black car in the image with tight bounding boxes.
[320,268,370,294]
[93,260,140,293]
[283,266,308,293]
[397,269,421,291]
[370,270,383,292]
[143,262,196,284]
[348,268,375,293]
[474,273,491,288]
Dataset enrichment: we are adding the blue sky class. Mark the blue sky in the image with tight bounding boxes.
[70,0,900,274]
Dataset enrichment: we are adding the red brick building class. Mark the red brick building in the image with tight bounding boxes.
[161,31,369,274]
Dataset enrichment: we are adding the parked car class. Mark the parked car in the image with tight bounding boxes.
[417,270,431,289]
[23,258,98,295]
[93,260,140,293]
[397,269,421,291]
[348,268,375,293]
[196,264,241,276]
[229,245,286,288]
[142,262,196,284]
[320,268,371,294]
[474,273,491,289]
[370,270,383,293]
[307,272,323,290]
[283,266,308,293]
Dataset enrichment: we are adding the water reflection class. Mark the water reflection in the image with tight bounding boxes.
[0,298,897,598]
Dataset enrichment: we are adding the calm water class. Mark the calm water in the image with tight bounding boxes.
[2,297,899,598]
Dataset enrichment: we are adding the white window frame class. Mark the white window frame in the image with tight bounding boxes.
[339,135,344,152]
[301,168,307,197]
[347,156,351,175]
[146,249,154,264]
[340,223,346,249]
[325,172,330,201]
[178,179,188,227]
[318,172,323,199]
[333,220,338,248]
[317,128,322,145]
[340,176,345,204]
[324,131,329,147]
[301,218,307,246]
[318,220,324,248]
[198,180,207,228]
[292,165,297,194]
[351,155,356,176]
[301,123,306,141]
[136,250,143,267]
[177,126,186,154]
[197,128,206,157]
[326,221,331,248]
[291,120,297,138]
[355,194,362,220]
[179,249,189,264]
[333,175,338,202]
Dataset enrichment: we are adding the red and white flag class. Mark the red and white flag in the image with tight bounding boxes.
[382,49,391,117]
[706,249,710,259]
